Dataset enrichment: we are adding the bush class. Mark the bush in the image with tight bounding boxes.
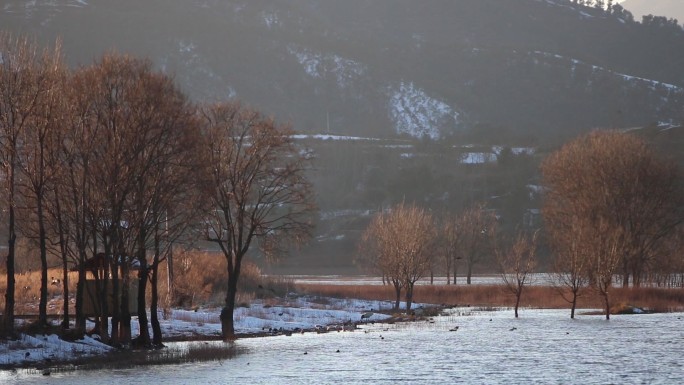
[167,250,288,308]
[170,251,227,308]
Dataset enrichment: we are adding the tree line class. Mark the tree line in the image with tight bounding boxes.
[0,33,314,343]
[359,130,684,320]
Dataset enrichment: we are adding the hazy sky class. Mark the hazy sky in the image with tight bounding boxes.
[620,0,684,21]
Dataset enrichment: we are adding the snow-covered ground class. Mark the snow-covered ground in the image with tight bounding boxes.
[0,296,396,368]
[388,81,460,140]
[0,334,112,369]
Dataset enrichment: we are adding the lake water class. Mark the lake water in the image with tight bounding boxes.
[3,308,684,384]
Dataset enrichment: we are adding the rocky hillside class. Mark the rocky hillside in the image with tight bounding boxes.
[2,0,684,143]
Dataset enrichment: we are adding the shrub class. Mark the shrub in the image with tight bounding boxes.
[170,251,227,308]
[166,250,287,308]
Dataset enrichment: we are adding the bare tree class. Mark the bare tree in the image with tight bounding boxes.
[454,203,498,285]
[589,217,626,320]
[125,72,203,347]
[53,64,101,333]
[396,204,436,311]
[80,55,144,344]
[201,102,315,340]
[542,130,684,319]
[498,230,538,318]
[549,220,590,318]
[0,33,56,334]
[360,208,405,310]
[62,54,180,344]
[16,39,66,328]
[439,214,457,285]
[360,203,436,312]
[79,54,205,345]
[652,226,684,287]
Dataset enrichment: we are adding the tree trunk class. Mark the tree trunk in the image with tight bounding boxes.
[75,252,86,331]
[166,243,174,309]
[603,290,611,320]
[98,253,110,342]
[405,283,414,312]
[136,260,150,347]
[570,291,577,319]
[3,230,16,335]
[119,259,132,345]
[221,256,241,341]
[151,254,162,346]
[54,187,70,329]
[453,259,458,285]
[151,225,163,346]
[38,198,49,327]
[467,263,473,285]
[514,289,521,318]
[134,217,150,347]
[61,258,69,329]
[74,163,90,332]
[221,286,237,341]
[2,155,17,335]
[95,266,110,342]
[109,244,120,345]
[393,281,402,310]
[632,266,641,288]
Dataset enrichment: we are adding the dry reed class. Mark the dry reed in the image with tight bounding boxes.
[0,250,293,317]
[296,283,684,312]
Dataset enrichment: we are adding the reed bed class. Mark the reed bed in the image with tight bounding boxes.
[296,283,684,313]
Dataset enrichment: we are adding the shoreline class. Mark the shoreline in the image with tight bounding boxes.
[1,295,437,371]
[0,317,425,372]
[4,281,683,372]
[0,302,672,372]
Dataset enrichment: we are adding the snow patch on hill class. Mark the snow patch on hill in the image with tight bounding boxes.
[287,46,366,89]
[1,0,88,14]
[292,134,378,141]
[461,152,497,164]
[388,82,460,140]
[164,39,234,100]
[532,50,683,93]
[262,11,281,29]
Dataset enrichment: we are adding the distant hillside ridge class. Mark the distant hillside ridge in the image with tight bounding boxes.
[1,0,684,141]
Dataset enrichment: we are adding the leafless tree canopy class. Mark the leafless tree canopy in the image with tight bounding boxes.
[360,203,436,311]
[0,41,206,343]
[0,33,64,333]
[201,101,316,340]
[451,203,498,285]
[542,130,684,319]
[498,230,538,318]
[549,220,591,318]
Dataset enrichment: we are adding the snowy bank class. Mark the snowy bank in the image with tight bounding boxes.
[1,295,413,369]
